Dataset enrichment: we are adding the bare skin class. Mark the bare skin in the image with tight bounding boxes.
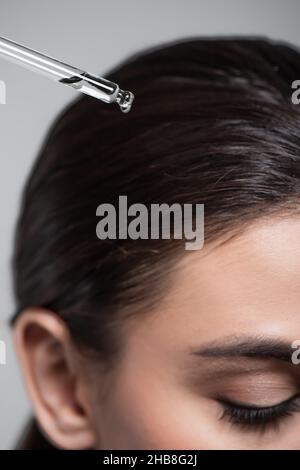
[14,215,300,449]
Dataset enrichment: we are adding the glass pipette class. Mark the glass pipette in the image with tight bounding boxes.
[0,35,134,112]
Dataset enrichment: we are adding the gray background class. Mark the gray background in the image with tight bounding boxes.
[0,0,299,450]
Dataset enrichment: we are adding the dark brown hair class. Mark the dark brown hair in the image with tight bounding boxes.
[12,36,300,448]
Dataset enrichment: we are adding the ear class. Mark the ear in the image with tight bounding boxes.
[13,308,97,449]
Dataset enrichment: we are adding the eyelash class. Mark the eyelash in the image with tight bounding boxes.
[218,394,300,432]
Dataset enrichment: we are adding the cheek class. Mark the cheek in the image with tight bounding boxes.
[97,368,217,450]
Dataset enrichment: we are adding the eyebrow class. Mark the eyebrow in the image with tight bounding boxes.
[190,336,294,363]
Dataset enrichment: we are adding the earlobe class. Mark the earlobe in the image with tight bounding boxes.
[13,308,97,449]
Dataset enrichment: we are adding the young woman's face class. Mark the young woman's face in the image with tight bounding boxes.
[89,216,300,449]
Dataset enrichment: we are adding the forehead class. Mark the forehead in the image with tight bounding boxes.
[124,215,300,359]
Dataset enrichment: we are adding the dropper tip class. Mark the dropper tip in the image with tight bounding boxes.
[116,90,135,113]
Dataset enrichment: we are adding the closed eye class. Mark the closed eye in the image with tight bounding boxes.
[218,393,300,432]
